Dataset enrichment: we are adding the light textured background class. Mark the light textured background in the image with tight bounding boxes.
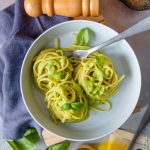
[0,0,15,11]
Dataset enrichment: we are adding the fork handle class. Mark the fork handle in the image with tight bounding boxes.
[127,104,150,150]
[88,16,150,54]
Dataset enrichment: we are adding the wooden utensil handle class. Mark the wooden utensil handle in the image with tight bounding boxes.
[24,0,100,17]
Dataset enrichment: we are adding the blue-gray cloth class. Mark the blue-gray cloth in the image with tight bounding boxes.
[0,0,69,140]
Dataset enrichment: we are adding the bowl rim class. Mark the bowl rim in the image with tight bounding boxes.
[20,20,141,141]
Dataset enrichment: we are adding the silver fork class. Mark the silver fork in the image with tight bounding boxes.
[69,16,150,59]
[127,103,150,150]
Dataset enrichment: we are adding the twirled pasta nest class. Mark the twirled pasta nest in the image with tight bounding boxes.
[45,81,88,123]
[74,51,124,111]
[33,49,73,94]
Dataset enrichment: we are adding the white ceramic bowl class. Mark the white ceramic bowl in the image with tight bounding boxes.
[20,20,141,141]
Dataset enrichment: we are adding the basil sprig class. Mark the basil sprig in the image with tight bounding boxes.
[76,28,90,46]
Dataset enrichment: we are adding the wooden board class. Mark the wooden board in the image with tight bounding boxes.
[71,15,105,23]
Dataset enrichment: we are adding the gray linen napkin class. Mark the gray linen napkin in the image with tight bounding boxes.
[0,0,69,140]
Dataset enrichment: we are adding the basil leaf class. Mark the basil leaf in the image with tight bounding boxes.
[46,141,70,150]
[61,103,71,111]
[7,129,40,150]
[23,128,39,143]
[71,102,83,110]
[7,129,70,150]
[95,56,103,69]
[76,28,90,46]
[83,29,89,44]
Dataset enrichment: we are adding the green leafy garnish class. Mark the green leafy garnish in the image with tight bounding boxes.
[95,56,103,69]
[7,129,40,150]
[46,64,66,81]
[76,28,90,46]
[71,102,83,110]
[61,102,84,111]
[46,141,70,150]
[61,103,71,111]
[7,129,70,150]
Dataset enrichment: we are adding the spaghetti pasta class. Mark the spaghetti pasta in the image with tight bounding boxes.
[33,49,88,123]
[32,29,125,123]
[74,51,125,111]
[45,81,88,123]
[33,49,73,94]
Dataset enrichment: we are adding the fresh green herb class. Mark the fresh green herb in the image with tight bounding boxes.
[53,71,66,81]
[46,141,70,150]
[7,129,40,150]
[71,102,83,110]
[76,28,90,46]
[7,129,70,150]
[61,103,71,111]
[23,128,39,143]
[95,56,103,69]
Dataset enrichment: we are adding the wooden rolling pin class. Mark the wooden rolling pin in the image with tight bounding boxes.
[24,0,100,17]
